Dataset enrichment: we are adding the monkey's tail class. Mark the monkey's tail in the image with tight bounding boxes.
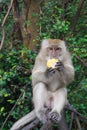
[10,110,36,130]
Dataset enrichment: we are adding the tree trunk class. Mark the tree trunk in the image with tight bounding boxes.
[20,0,40,49]
[11,0,40,49]
[71,0,84,31]
[27,0,40,49]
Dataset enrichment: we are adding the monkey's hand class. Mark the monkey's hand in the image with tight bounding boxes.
[46,67,55,77]
[55,62,64,71]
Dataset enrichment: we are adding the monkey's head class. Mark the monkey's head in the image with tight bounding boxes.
[41,39,67,59]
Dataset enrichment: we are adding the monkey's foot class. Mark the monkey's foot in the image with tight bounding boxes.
[41,116,49,124]
[40,113,49,124]
[49,112,61,123]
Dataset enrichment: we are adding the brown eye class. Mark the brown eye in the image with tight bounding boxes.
[56,47,61,51]
[49,47,53,50]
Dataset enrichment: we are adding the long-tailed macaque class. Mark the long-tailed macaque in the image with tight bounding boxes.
[32,39,74,123]
[11,39,74,130]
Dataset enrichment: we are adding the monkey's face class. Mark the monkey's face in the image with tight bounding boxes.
[47,45,61,58]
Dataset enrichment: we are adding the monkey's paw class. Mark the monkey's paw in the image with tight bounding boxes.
[46,67,55,77]
[55,62,64,71]
[48,67,55,74]
[40,113,49,124]
[49,112,61,123]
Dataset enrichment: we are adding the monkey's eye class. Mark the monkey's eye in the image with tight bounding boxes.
[49,47,53,50]
[56,47,61,51]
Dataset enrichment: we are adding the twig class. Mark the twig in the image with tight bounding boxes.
[65,103,87,122]
[69,112,74,130]
[75,55,87,67]
[0,0,14,50]
[0,93,23,130]
[75,115,82,130]
[65,104,82,118]
[0,26,5,50]
[2,0,14,27]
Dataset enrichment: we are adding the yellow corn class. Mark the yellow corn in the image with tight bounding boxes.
[47,58,58,68]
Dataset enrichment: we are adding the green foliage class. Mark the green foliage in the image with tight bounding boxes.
[0,47,36,129]
[38,2,71,39]
[0,0,87,129]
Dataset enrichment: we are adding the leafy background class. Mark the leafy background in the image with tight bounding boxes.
[0,0,87,129]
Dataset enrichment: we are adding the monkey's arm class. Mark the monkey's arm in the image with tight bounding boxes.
[63,53,75,85]
[32,66,56,86]
[55,54,74,85]
[57,59,74,85]
[63,63,74,84]
[32,56,50,86]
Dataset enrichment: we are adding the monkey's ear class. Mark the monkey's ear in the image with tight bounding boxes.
[41,39,49,49]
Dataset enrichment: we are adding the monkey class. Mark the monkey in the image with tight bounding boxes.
[32,39,75,123]
[10,39,74,130]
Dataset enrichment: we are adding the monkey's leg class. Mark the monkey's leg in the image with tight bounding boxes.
[33,82,48,123]
[49,88,67,122]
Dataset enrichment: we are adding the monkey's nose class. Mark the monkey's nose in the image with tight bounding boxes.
[52,55,56,58]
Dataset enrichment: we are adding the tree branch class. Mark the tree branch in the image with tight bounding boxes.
[58,111,69,130]
[71,0,84,31]
[75,55,87,67]
[69,112,74,130]
[75,116,82,130]
[21,118,39,130]
[0,0,14,50]
[0,93,23,130]
[40,120,54,130]
[11,103,87,130]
